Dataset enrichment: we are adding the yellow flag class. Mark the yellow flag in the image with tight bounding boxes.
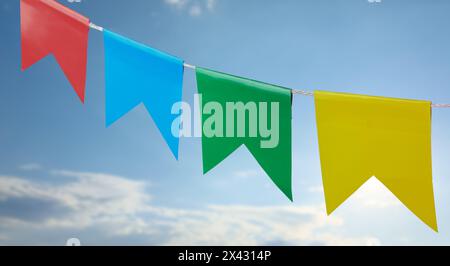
[314,91,437,231]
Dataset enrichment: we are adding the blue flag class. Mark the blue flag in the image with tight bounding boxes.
[104,30,184,159]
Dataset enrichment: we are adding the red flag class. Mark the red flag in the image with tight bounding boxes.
[21,0,90,103]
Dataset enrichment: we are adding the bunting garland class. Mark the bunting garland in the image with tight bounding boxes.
[19,0,443,230]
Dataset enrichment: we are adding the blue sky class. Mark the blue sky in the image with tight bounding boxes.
[2,0,450,245]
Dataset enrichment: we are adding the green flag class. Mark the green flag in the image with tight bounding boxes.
[196,67,293,200]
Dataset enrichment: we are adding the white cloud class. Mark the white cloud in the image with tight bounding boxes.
[19,163,42,171]
[164,0,216,17]
[206,0,216,11]
[308,177,401,209]
[0,171,379,245]
[165,0,189,9]
[234,169,260,179]
[189,5,202,17]
[308,185,324,194]
[165,205,380,246]
[0,171,152,230]
[347,177,402,209]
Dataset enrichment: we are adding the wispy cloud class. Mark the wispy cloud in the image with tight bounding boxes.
[164,205,380,246]
[308,185,324,194]
[164,0,216,17]
[351,177,402,209]
[0,171,378,245]
[165,0,189,9]
[189,4,202,17]
[19,163,42,171]
[234,169,260,179]
[308,177,402,209]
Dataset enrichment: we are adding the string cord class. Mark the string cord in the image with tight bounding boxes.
[88,23,450,108]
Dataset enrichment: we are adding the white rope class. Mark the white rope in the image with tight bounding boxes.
[183,63,196,70]
[89,22,103,32]
[292,90,314,96]
[432,104,450,108]
[88,21,450,108]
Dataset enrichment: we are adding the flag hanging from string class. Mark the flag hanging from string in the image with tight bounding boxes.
[103,30,184,159]
[20,0,90,102]
[314,90,437,231]
[196,68,293,200]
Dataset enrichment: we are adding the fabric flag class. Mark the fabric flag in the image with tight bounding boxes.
[314,90,437,231]
[196,68,293,200]
[103,30,184,159]
[20,0,90,102]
